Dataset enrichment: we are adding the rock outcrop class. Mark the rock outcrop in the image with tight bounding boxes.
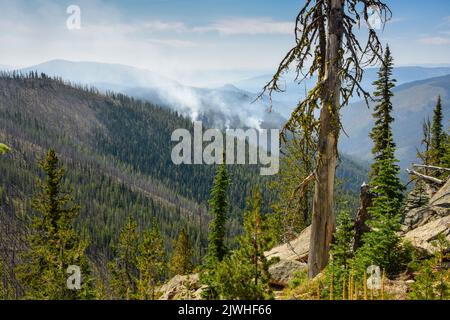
[264,226,311,263]
[402,178,450,232]
[402,177,450,255]
[157,274,204,300]
[268,260,307,287]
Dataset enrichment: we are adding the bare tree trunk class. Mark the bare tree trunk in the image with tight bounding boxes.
[308,0,344,278]
[353,184,374,251]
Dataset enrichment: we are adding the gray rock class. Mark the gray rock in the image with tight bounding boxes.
[268,259,307,287]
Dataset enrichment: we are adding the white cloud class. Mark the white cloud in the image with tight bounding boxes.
[193,18,293,35]
[419,36,450,45]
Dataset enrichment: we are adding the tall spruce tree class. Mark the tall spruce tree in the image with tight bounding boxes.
[205,163,230,263]
[109,216,139,299]
[202,190,272,300]
[355,143,405,275]
[354,48,405,275]
[137,221,167,300]
[430,96,445,166]
[169,228,193,277]
[369,45,396,179]
[16,149,92,299]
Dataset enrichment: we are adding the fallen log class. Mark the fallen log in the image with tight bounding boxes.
[412,164,450,172]
[406,169,445,186]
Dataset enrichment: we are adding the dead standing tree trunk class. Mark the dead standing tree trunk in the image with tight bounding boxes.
[309,0,344,278]
[259,0,391,278]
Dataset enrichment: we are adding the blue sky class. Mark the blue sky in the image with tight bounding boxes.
[1,0,450,86]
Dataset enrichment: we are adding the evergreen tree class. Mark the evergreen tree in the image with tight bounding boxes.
[271,135,314,240]
[355,151,404,275]
[355,48,406,275]
[205,163,230,263]
[110,216,139,299]
[137,221,167,300]
[326,210,355,298]
[16,149,92,299]
[202,190,272,300]
[169,228,193,277]
[409,235,450,300]
[430,96,445,166]
[369,45,396,179]
[442,125,450,169]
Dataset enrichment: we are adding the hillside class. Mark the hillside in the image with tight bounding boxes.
[340,74,450,169]
[0,74,369,260]
[0,74,271,261]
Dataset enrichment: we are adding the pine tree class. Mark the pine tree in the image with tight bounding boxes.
[355,48,406,275]
[110,216,139,299]
[442,126,450,169]
[16,149,92,299]
[137,221,167,300]
[369,45,396,179]
[272,135,314,240]
[202,190,272,300]
[205,163,230,263]
[355,151,404,275]
[169,228,193,277]
[430,96,445,166]
[326,210,355,299]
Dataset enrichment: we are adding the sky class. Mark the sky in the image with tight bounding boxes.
[1,0,450,86]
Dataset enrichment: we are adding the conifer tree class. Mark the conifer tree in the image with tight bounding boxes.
[354,49,405,275]
[430,96,445,166]
[169,228,193,277]
[110,216,139,299]
[326,210,355,298]
[16,149,92,299]
[205,163,230,263]
[137,221,167,300]
[442,126,450,169]
[202,190,272,300]
[369,45,396,179]
[355,150,404,275]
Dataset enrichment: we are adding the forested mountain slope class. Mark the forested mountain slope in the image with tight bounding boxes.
[0,74,367,260]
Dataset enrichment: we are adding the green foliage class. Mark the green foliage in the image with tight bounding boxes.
[169,228,193,277]
[0,143,10,154]
[201,190,272,300]
[271,135,314,239]
[16,149,93,299]
[409,235,450,300]
[354,156,405,275]
[205,163,230,263]
[354,48,406,277]
[430,96,445,166]
[137,221,167,299]
[109,216,139,299]
[326,210,355,298]
[369,45,396,179]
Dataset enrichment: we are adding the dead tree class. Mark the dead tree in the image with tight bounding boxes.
[260,0,391,278]
[406,169,445,187]
[353,183,374,251]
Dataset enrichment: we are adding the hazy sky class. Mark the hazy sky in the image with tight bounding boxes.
[1,0,450,85]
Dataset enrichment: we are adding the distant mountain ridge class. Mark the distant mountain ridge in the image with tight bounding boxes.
[16,59,450,170]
